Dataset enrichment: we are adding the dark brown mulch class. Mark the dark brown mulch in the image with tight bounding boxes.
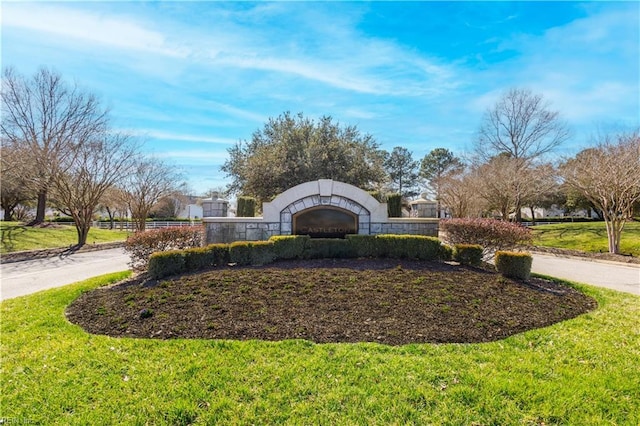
[66,258,597,346]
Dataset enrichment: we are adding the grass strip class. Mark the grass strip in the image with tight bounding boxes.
[1,223,130,254]
[532,221,640,256]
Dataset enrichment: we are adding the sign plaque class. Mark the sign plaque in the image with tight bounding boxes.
[293,207,358,238]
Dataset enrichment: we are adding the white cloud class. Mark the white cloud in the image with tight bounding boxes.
[2,3,186,57]
[3,2,462,98]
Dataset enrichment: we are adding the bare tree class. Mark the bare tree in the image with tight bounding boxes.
[150,186,191,219]
[51,132,138,246]
[476,88,570,221]
[122,158,181,231]
[439,168,486,218]
[1,67,108,225]
[1,143,35,221]
[98,186,130,230]
[520,163,559,223]
[561,131,640,254]
[473,155,520,220]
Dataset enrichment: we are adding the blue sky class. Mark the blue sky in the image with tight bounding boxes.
[2,1,638,195]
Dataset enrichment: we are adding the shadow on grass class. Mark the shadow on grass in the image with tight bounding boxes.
[0,224,27,252]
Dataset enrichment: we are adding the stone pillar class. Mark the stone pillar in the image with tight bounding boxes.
[202,193,229,217]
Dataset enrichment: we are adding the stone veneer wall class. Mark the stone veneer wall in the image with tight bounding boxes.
[204,179,438,244]
[205,219,280,244]
[205,218,438,243]
[370,219,438,237]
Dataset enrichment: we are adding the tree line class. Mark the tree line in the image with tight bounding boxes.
[2,68,638,254]
[222,90,639,255]
[1,67,183,246]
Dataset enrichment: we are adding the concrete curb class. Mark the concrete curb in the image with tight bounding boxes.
[0,241,125,264]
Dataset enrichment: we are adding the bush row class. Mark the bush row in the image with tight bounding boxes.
[147,234,452,279]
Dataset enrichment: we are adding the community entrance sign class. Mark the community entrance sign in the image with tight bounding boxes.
[293,206,358,238]
[203,179,438,243]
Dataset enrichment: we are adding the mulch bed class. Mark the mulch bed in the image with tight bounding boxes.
[66,258,597,345]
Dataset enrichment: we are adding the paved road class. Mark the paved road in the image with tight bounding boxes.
[1,250,638,301]
[531,253,639,295]
[0,248,130,301]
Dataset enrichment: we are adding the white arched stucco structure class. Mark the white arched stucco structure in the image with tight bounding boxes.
[203,179,438,243]
[262,179,388,235]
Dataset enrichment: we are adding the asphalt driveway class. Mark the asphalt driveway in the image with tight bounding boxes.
[0,248,130,301]
[1,249,638,301]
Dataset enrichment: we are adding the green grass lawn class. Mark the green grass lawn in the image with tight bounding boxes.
[0,222,130,254]
[532,221,640,257]
[1,272,638,424]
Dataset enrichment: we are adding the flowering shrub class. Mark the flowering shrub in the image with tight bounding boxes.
[124,226,205,270]
[440,218,532,258]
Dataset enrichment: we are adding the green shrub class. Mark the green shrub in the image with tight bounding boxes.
[387,193,403,217]
[454,244,484,266]
[229,241,254,265]
[183,246,213,270]
[376,234,406,258]
[269,235,309,259]
[375,235,443,260]
[207,243,231,265]
[305,239,356,259]
[148,250,186,279]
[183,243,231,271]
[229,241,276,266]
[346,235,380,257]
[494,251,533,280]
[439,244,454,261]
[413,236,444,261]
[248,241,277,266]
[237,196,257,217]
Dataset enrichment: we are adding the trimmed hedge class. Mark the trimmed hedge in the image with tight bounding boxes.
[346,235,380,257]
[305,238,356,259]
[269,235,310,259]
[183,243,230,270]
[147,234,454,279]
[495,251,533,280]
[229,241,276,266]
[374,234,443,260]
[454,244,484,266]
[229,241,253,265]
[439,244,454,261]
[248,241,277,266]
[148,250,186,279]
